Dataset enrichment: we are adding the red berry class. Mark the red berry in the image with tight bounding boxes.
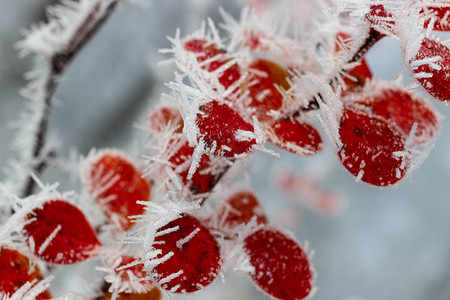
[167,138,214,194]
[243,59,292,122]
[409,37,450,103]
[217,190,267,230]
[244,227,314,300]
[148,105,183,133]
[183,38,241,89]
[338,107,409,186]
[351,86,440,144]
[197,100,257,157]
[24,199,101,264]
[150,214,222,294]
[84,150,151,231]
[419,1,450,31]
[0,248,51,299]
[267,118,323,156]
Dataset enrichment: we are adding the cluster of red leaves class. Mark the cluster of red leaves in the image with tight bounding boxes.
[144,190,314,300]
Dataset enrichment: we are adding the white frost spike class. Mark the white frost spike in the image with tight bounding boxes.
[38,224,62,255]
[176,227,201,249]
[1,276,55,300]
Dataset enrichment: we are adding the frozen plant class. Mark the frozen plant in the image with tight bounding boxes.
[0,0,449,299]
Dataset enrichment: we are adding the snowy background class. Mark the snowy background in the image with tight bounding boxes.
[1,0,450,299]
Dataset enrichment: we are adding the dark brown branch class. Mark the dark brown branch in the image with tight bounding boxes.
[293,28,384,114]
[22,0,119,197]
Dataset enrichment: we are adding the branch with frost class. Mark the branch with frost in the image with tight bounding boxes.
[9,0,119,197]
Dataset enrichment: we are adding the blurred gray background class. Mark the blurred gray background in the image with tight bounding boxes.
[1,1,450,299]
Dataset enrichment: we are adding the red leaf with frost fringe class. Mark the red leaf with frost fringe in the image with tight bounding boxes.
[217,190,267,230]
[84,150,151,231]
[335,32,373,93]
[24,199,101,264]
[148,105,183,133]
[338,108,409,186]
[244,227,314,300]
[115,256,157,293]
[168,138,213,194]
[197,100,256,157]
[183,38,241,89]
[409,37,450,102]
[366,4,395,36]
[150,214,222,294]
[242,59,292,122]
[350,86,440,144]
[419,1,450,31]
[267,118,323,156]
[0,248,51,299]
[101,289,161,300]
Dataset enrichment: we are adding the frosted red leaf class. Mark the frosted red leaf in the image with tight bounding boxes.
[244,227,314,300]
[410,37,450,103]
[243,59,292,122]
[150,214,222,294]
[168,138,213,194]
[197,100,256,157]
[24,199,101,264]
[335,32,373,92]
[101,289,161,300]
[366,4,395,36]
[115,256,156,293]
[217,190,267,230]
[86,150,151,231]
[0,248,51,299]
[148,105,183,133]
[351,86,440,144]
[267,118,323,156]
[338,108,409,186]
[419,0,450,31]
[183,38,241,89]
[241,29,271,51]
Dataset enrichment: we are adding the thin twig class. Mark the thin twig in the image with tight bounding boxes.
[22,0,119,197]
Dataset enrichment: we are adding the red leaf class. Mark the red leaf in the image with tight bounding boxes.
[217,190,267,230]
[115,256,156,293]
[419,1,450,31]
[244,227,314,300]
[101,289,161,300]
[0,248,51,299]
[183,38,241,89]
[351,86,440,144]
[267,118,323,156]
[243,59,292,122]
[150,214,222,294]
[410,37,450,102]
[24,199,101,264]
[168,138,214,194]
[148,105,183,133]
[366,4,395,36]
[85,150,151,230]
[197,100,256,157]
[338,108,409,186]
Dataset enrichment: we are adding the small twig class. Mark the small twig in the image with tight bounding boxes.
[22,0,119,197]
[292,28,384,114]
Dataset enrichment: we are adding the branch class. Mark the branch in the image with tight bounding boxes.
[12,0,119,197]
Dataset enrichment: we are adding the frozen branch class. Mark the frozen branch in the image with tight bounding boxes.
[9,0,119,197]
